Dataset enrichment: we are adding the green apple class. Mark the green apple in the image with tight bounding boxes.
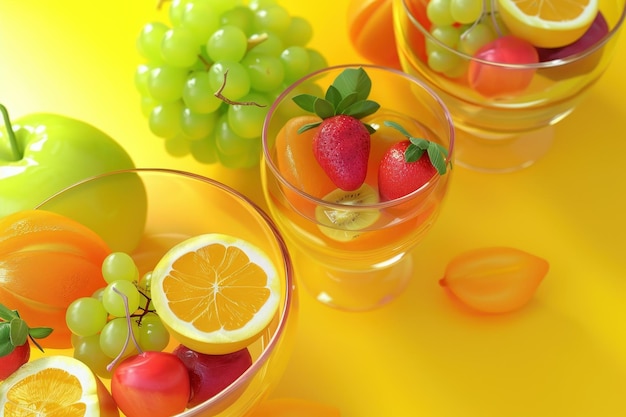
[0,104,147,253]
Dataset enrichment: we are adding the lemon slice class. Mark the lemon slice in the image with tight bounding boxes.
[315,184,381,242]
[150,233,281,355]
[497,0,599,48]
[0,356,118,417]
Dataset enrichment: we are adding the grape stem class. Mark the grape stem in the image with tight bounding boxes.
[247,33,269,51]
[106,287,144,372]
[214,70,266,108]
[0,104,21,161]
[156,0,169,10]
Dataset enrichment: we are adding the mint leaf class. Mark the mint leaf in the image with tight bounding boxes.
[10,318,28,346]
[385,120,450,175]
[427,144,447,175]
[336,92,359,114]
[29,327,54,339]
[0,304,18,322]
[314,98,335,119]
[292,94,318,112]
[0,323,15,357]
[405,146,426,163]
[297,121,322,134]
[325,85,342,109]
[384,120,412,138]
[343,100,380,119]
[333,67,371,102]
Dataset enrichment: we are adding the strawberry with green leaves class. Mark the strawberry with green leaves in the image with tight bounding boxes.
[378,121,450,201]
[0,303,52,380]
[292,67,380,191]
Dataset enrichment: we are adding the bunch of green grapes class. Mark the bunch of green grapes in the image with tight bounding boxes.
[135,0,327,169]
[66,252,169,378]
[425,0,498,77]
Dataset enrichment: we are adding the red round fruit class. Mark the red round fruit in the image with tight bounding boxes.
[0,342,30,380]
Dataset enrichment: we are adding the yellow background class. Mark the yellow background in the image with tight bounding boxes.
[1,1,625,416]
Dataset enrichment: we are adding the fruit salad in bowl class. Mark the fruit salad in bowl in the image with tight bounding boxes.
[393,0,626,172]
[261,64,454,311]
[0,168,296,417]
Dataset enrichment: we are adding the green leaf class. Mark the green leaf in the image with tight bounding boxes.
[405,145,425,163]
[332,67,371,102]
[325,85,342,109]
[336,92,359,115]
[343,100,380,119]
[0,304,18,322]
[10,318,28,347]
[0,323,16,357]
[427,143,448,175]
[364,123,377,135]
[383,120,412,138]
[314,98,335,119]
[409,137,430,151]
[29,326,53,339]
[297,121,322,134]
[292,93,318,113]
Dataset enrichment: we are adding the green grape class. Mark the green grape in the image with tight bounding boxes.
[282,16,313,46]
[65,297,108,337]
[102,252,139,283]
[209,61,251,101]
[180,0,221,45]
[248,31,284,57]
[181,107,219,140]
[99,317,140,359]
[168,0,190,27]
[137,22,169,62]
[450,0,484,24]
[183,70,223,114]
[215,114,252,156]
[428,49,465,74]
[306,48,328,74]
[74,334,113,378]
[102,280,141,318]
[134,64,152,96]
[427,0,455,26]
[92,287,105,301]
[242,53,285,92]
[190,136,219,164]
[227,92,270,139]
[217,136,262,169]
[459,22,496,55]
[205,0,244,16]
[148,65,187,103]
[429,25,461,50]
[280,46,311,82]
[140,95,159,118]
[165,135,192,157]
[248,0,278,12]
[220,6,255,34]
[138,313,170,352]
[161,26,200,68]
[149,100,183,139]
[206,25,248,63]
[253,5,291,35]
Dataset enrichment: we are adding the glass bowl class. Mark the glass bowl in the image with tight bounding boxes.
[393,0,626,172]
[34,168,297,417]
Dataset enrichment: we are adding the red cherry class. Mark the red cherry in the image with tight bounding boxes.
[111,351,191,417]
[468,35,539,98]
[0,342,30,380]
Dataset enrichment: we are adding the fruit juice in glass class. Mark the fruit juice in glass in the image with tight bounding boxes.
[262,64,454,311]
[392,0,626,172]
[34,168,297,417]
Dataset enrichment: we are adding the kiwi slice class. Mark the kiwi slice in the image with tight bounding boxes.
[315,184,381,242]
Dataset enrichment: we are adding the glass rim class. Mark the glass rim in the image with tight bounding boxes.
[35,167,296,415]
[399,0,626,68]
[261,63,455,210]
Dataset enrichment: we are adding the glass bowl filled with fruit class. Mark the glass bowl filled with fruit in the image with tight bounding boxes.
[261,64,454,311]
[393,0,626,172]
[0,168,296,416]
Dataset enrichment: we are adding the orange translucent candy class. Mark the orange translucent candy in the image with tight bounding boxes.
[250,398,341,417]
[0,210,111,347]
[440,247,549,314]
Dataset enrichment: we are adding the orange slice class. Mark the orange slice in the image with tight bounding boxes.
[150,233,281,355]
[497,0,599,48]
[0,355,119,416]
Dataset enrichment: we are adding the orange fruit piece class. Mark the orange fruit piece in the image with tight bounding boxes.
[497,0,599,48]
[440,247,549,314]
[0,210,111,348]
[0,355,119,416]
[250,398,341,417]
[150,233,281,355]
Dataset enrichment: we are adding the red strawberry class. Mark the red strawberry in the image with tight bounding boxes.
[0,304,52,380]
[313,114,371,191]
[377,121,450,201]
[292,67,380,191]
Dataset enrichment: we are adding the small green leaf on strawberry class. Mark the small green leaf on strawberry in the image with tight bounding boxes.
[0,303,52,357]
[384,120,450,175]
[291,67,380,191]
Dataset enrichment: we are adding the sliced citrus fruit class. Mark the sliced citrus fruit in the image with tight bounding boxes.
[315,184,381,242]
[0,355,119,416]
[150,233,281,355]
[497,0,599,48]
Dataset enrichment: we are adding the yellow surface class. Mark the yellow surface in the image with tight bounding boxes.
[1,1,625,416]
